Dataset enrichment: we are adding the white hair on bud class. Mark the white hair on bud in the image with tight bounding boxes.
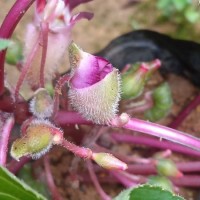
[29,88,53,119]
[31,142,52,160]
[69,69,121,124]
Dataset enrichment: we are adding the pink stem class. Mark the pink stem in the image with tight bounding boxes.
[44,155,63,200]
[0,116,14,166]
[55,111,200,152]
[128,161,200,174]
[0,0,35,95]
[39,22,49,88]
[61,139,93,159]
[110,170,138,188]
[55,111,92,125]
[52,74,70,118]
[86,160,111,200]
[15,32,41,101]
[171,175,200,187]
[111,133,200,157]
[122,118,200,151]
[169,94,200,129]
[7,157,31,174]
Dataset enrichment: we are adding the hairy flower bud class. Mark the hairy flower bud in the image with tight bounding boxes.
[68,43,121,124]
[11,120,63,160]
[29,88,53,118]
[92,153,127,170]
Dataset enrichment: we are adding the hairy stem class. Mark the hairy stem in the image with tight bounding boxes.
[0,0,35,95]
[87,160,111,200]
[52,74,70,118]
[62,139,93,159]
[0,116,14,166]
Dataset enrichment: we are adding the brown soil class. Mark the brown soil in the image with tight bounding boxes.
[1,0,200,200]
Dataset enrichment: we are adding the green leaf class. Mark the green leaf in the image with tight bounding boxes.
[130,184,184,200]
[0,166,47,200]
[114,184,185,200]
[0,39,12,51]
[113,187,133,200]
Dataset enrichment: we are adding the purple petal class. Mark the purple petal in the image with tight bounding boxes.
[70,52,100,88]
[65,0,93,11]
[70,12,94,26]
[96,56,113,79]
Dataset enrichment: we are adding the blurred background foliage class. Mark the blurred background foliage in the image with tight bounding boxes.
[129,0,200,41]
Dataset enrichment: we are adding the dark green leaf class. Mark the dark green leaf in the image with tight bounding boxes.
[0,166,47,200]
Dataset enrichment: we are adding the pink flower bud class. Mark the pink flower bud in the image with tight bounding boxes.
[92,153,127,170]
[68,43,121,124]
[24,0,93,87]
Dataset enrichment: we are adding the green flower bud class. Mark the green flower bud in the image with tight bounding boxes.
[145,82,173,121]
[92,153,127,170]
[121,59,161,100]
[29,88,53,118]
[156,159,182,177]
[11,120,63,160]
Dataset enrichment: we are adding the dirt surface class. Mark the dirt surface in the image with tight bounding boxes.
[1,0,200,200]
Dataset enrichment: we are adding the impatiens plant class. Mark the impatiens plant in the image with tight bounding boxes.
[1,1,200,200]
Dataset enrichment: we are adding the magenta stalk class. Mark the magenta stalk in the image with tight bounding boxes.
[87,160,111,200]
[128,161,200,175]
[61,139,92,159]
[111,133,200,157]
[55,111,200,151]
[44,155,63,200]
[0,116,14,166]
[171,175,200,187]
[0,0,35,95]
[122,118,200,151]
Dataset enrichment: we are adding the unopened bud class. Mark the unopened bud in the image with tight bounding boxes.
[68,42,121,124]
[92,153,127,170]
[156,159,183,178]
[29,88,53,118]
[145,82,173,121]
[121,59,161,100]
[11,120,63,160]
